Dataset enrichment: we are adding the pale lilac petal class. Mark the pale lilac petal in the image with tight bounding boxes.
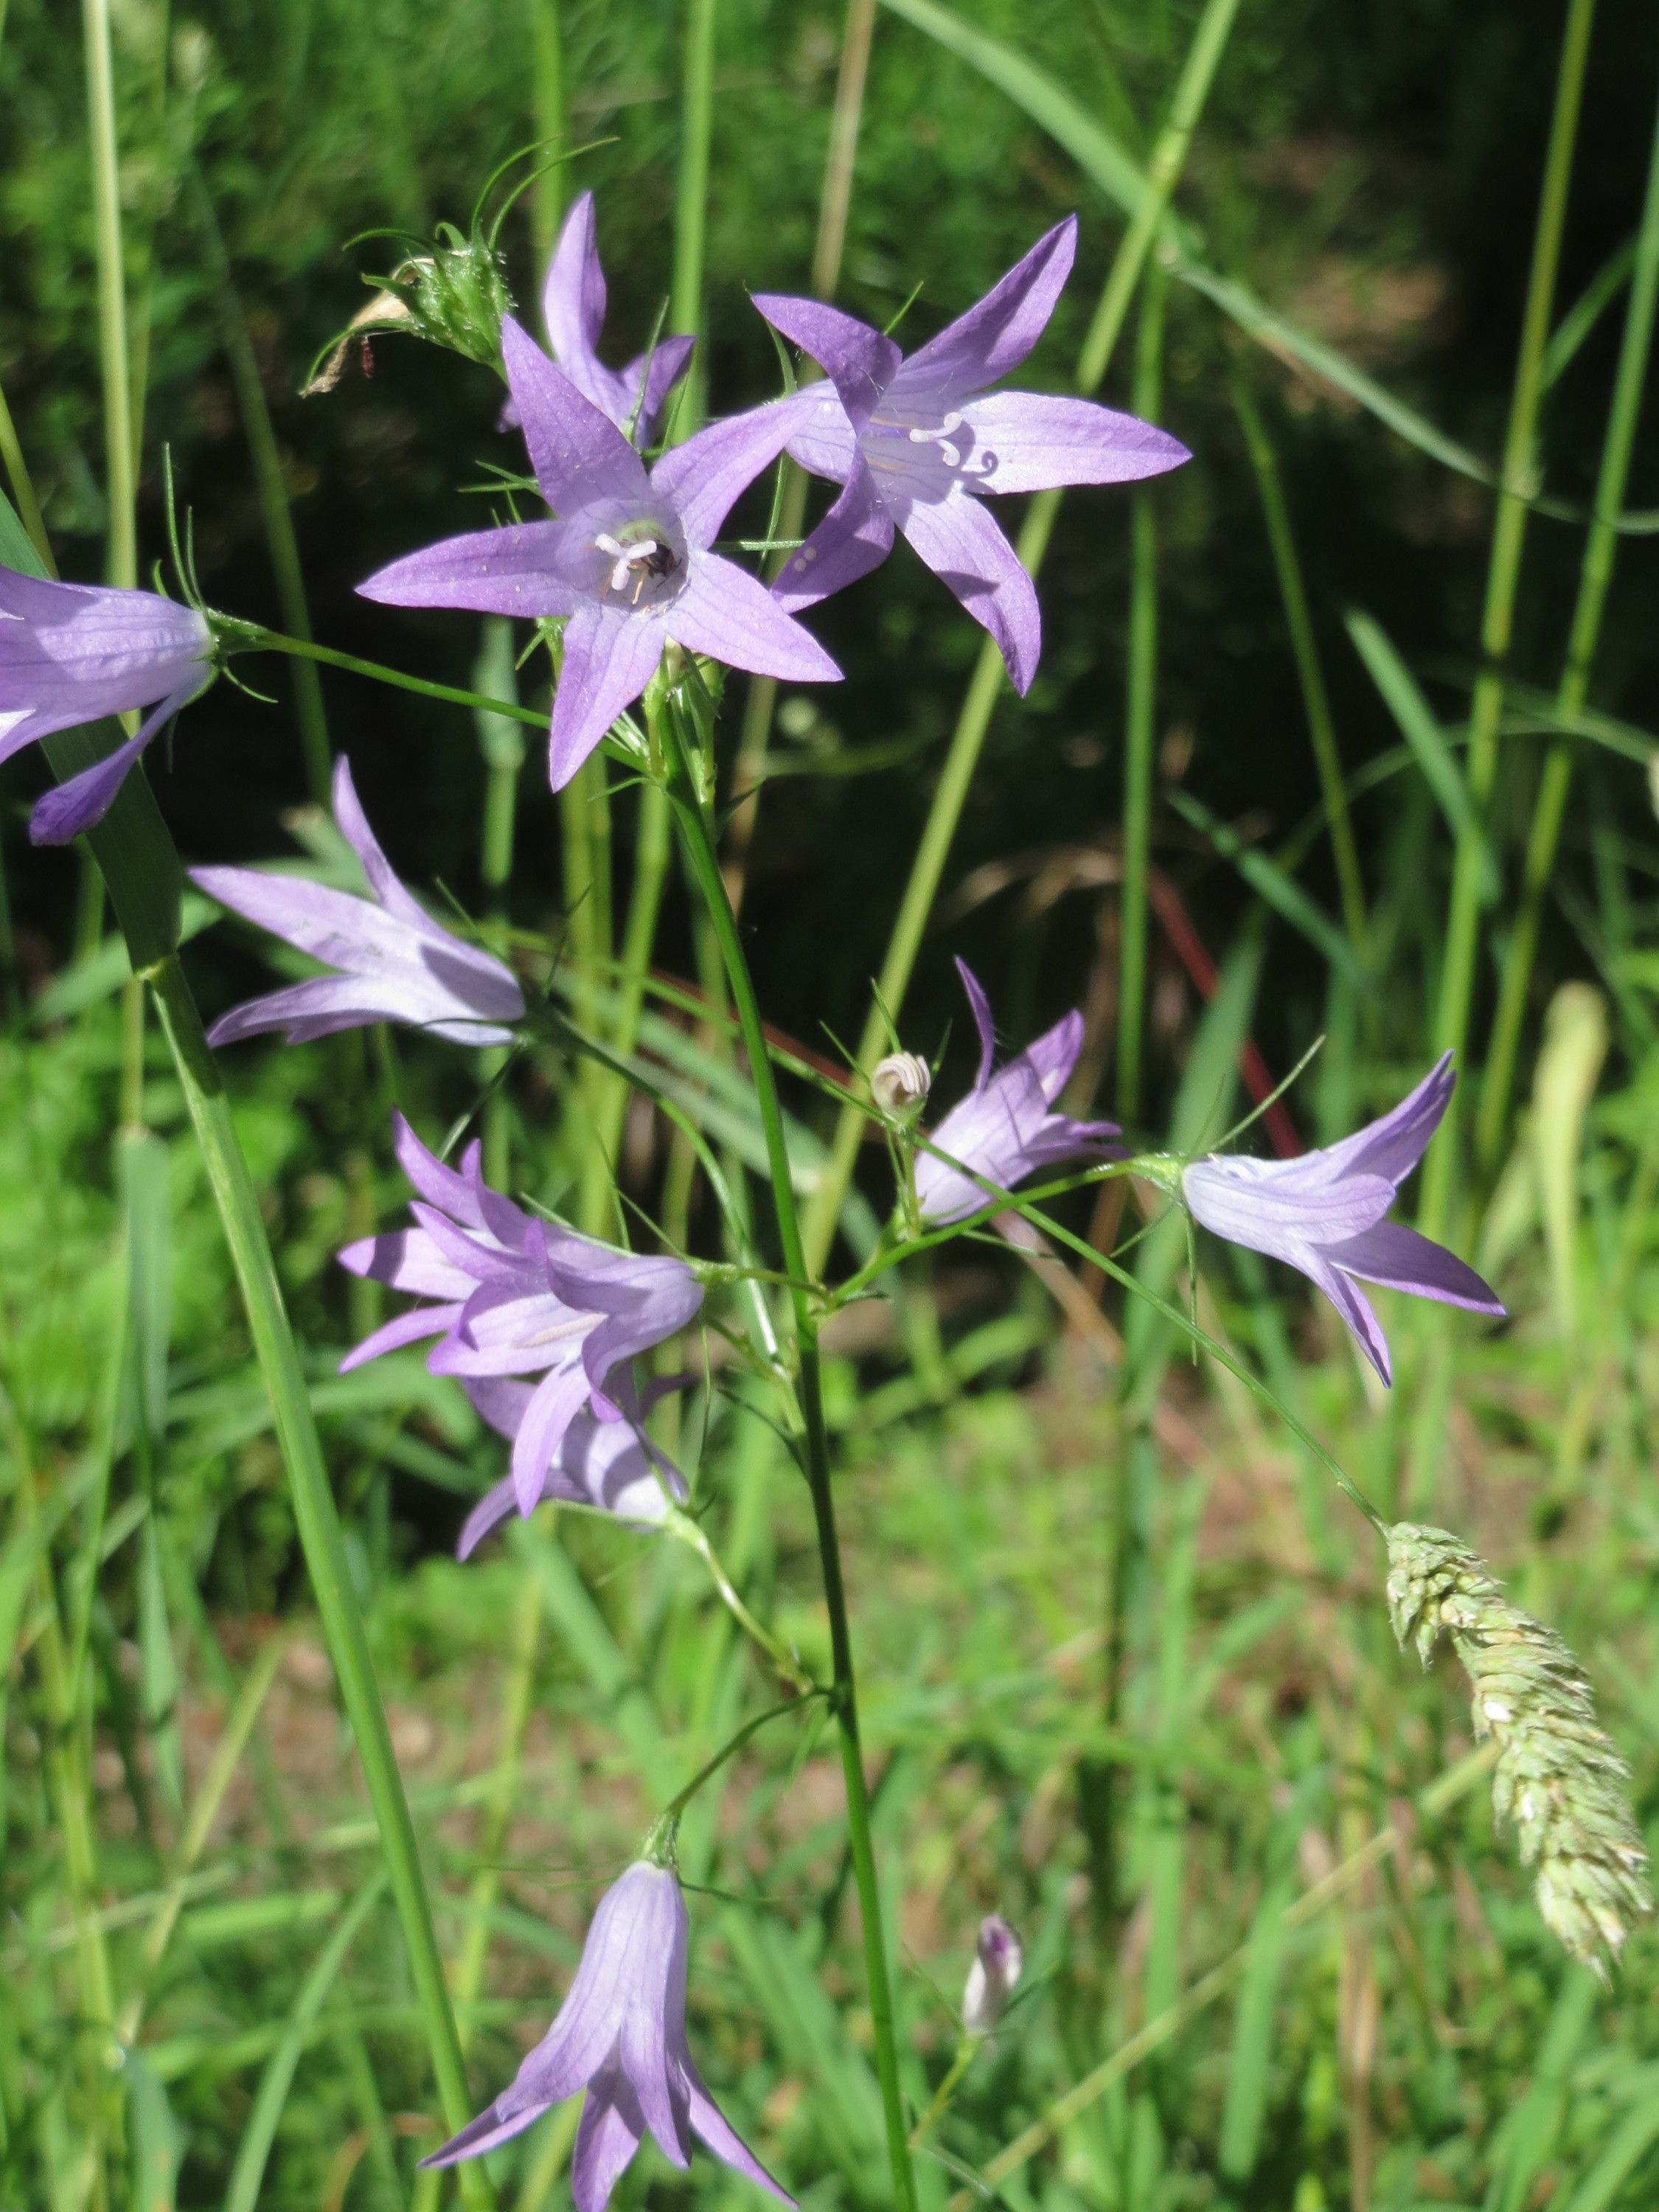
[338,1304,460,1371]
[750,296,900,431]
[203,975,506,1047]
[407,1202,539,1287]
[571,2067,648,2212]
[338,1228,475,1299]
[951,389,1189,495]
[955,957,996,1092]
[0,571,209,731]
[462,1375,538,1442]
[668,554,841,683]
[542,192,608,379]
[900,217,1077,397]
[651,395,818,550]
[684,2066,796,2205]
[456,1473,518,1561]
[1306,1255,1394,1385]
[897,489,1042,694]
[1024,1009,1084,1102]
[358,521,580,619]
[1183,1158,1395,1257]
[330,756,432,931]
[393,1115,487,1227]
[770,460,894,613]
[1326,1220,1505,1314]
[420,2101,547,2168]
[510,1365,594,1514]
[503,317,652,513]
[783,389,859,484]
[626,335,696,435]
[1316,1054,1455,1187]
[29,684,195,846]
[549,605,664,790]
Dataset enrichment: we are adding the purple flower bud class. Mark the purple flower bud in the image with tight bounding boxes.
[421,1860,793,2212]
[337,1114,703,1516]
[754,218,1188,692]
[192,757,524,1046]
[0,568,212,844]
[914,960,1120,1223]
[1181,1053,1505,1386]
[872,1050,931,1120]
[961,1914,1022,2034]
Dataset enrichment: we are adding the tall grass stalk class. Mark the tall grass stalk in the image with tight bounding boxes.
[800,0,1243,1273]
[671,0,718,436]
[81,0,134,593]
[475,617,524,1189]
[1116,260,1166,1128]
[1419,0,1599,1239]
[1475,68,1659,1168]
[528,0,566,260]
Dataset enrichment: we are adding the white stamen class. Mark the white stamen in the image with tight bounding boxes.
[907,411,966,468]
[594,530,662,596]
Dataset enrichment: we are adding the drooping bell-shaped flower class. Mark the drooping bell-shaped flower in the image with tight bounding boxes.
[455,1374,690,1558]
[0,568,213,844]
[192,757,524,1046]
[1181,1054,1504,1385]
[754,218,1188,692]
[360,316,838,792]
[421,1859,793,2212]
[914,959,1119,1224]
[338,1113,703,1512]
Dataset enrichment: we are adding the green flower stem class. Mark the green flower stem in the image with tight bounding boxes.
[664,740,919,2212]
[1419,0,1598,1239]
[799,0,1244,1273]
[82,0,134,591]
[582,779,670,1234]
[527,0,566,261]
[665,1508,815,1694]
[248,624,547,730]
[1475,64,1659,1169]
[909,2034,984,2148]
[1116,257,1165,1128]
[670,0,719,435]
[143,953,489,2197]
[658,1691,826,1827]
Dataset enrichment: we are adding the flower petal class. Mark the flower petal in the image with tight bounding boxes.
[509,1364,594,1516]
[626,335,697,437]
[329,756,437,931]
[897,489,1041,694]
[418,2098,549,2168]
[571,2063,647,2212]
[784,389,859,484]
[358,521,580,619]
[503,316,652,512]
[337,1227,475,1298]
[770,460,895,613]
[337,1303,461,1371]
[392,1113,487,1226]
[1316,1054,1456,1189]
[28,682,198,845]
[684,2064,796,2205]
[651,394,820,549]
[1304,1253,1394,1385]
[456,1472,519,1562]
[953,389,1189,495]
[901,216,1077,397]
[750,296,900,432]
[1183,1157,1395,1260]
[549,605,667,790]
[1023,1009,1084,1102]
[542,191,609,383]
[202,973,515,1048]
[1325,1220,1506,1315]
[668,553,841,682]
[954,956,997,1092]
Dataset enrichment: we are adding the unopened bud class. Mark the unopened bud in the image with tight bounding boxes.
[872,1051,931,1121]
[961,1914,1022,2034]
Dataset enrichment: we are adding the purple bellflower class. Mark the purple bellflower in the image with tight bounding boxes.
[521,191,695,443]
[753,218,1189,692]
[338,1113,703,1513]
[455,1374,690,1559]
[1181,1053,1504,1386]
[360,316,839,791]
[192,757,524,1046]
[422,1858,793,2212]
[914,959,1119,1224]
[0,568,212,845]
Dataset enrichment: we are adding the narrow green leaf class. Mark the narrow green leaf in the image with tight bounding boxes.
[1168,790,1363,982]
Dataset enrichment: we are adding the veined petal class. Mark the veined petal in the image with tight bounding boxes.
[1183,1157,1395,1257]
[897,489,1041,694]
[901,216,1077,397]
[750,295,900,431]
[358,521,580,619]
[393,1114,488,1226]
[954,957,997,1092]
[1325,1220,1505,1315]
[337,1303,459,1371]
[456,1472,518,1562]
[1316,1054,1456,1189]
[1304,1253,1394,1385]
[509,1365,593,1515]
[502,316,652,513]
[668,554,841,682]
[419,2100,548,2169]
[549,605,666,790]
[953,390,1189,496]
[201,973,516,1048]
[770,461,894,613]
[651,394,818,550]
[571,2065,648,2212]
[29,682,198,846]
[329,756,436,931]
[784,390,859,484]
[684,2065,796,2206]
[337,1227,473,1299]
[542,191,608,378]
[1023,1009,1085,1102]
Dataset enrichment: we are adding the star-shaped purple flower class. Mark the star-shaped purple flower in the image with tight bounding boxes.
[532,191,695,442]
[192,757,524,1046]
[455,1374,690,1559]
[1182,1054,1504,1385]
[754,218,1189,692]
[914,959,1120,1223]
[0,568,212,844]
[338,1113,703,1512]
[422,1858,792,2212]
[360,316,838,790]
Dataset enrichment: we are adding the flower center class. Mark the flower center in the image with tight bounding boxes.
[594,527,681,607]
[906,411,966,468]
[863,406,993,484]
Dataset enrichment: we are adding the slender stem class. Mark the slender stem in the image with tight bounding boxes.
[0,376,52,570]
[83,0,135,591]
[190,171,331,802]
[660,1691,824,1823]
[1419,0,1598,1239]
[142,953,489,2200]
[1476,60,1659,1168]
[1116,261,1165,1127]
[582,779,670,1232]
[528,0,566,260]
[476,617,524,1189]
[248,623,546,728]
[1231,372,1367,950]
[798,0,1242,1274]
[666,1509,815,1693]
[666,742,917,2212]
[671,0,719,436]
